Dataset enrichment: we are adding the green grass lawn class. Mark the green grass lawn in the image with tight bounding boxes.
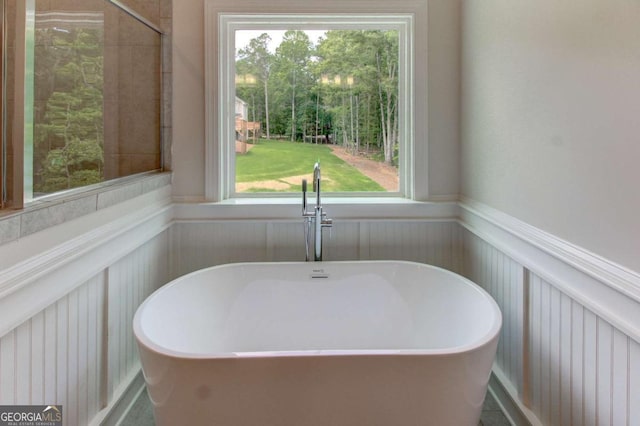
[236,139,384,192]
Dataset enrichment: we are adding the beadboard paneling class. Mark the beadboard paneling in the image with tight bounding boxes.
[462,231,526,396]
[631,339,640,424]
[526,273,639,426]
[172,220,462,277]
[107,231,170,401]
[269,221,307,261]
[462,222,640,426]
[3,196,639,426]
[0,229,170,426]
[171,221,269,276]
[0,273,105,425]
[366,221,462,272]
[323,221,361,261]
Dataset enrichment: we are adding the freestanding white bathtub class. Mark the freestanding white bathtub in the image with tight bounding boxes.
[133,261,501,426]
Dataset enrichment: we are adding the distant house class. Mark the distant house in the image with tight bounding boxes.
[235,96,261,154]
[235,96,248,122]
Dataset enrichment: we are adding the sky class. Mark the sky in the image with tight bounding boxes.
[235,30,327,55]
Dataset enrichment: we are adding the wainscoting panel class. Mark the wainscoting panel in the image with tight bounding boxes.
[323,221,361,261]
[0,273,105,425]
[462,231,526,398]
[0,224,171,426]
[106,231,170,402]
[172,219,462,278]
[4,196,640,426]
[366,221,462,272]
[460,203,640,426]
[269,221,307,261]
[171,221,269,277]
[526,272,640,426]
[631,339,640,425]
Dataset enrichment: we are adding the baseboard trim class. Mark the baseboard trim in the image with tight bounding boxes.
[91,368,146,426]
[488,368,540,426]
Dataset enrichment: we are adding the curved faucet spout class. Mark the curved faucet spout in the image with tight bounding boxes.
[313,162,321,206]
[313,162,321,190]
[302,162,332,261]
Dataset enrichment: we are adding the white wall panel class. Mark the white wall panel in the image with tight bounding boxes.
[463,223,640,426]
[15,322,30,404]
[460,0,640,272]
[462,231,525,395]
[367,221,461,271]
[324,221,361,261]
[0,228,169,426]
[0,330,15,404]
[4,207,639,426]
[530,277,640,425]
[173,220,462,278]
[269,221,306,262]
[596,319,613,426]
[571,299,585,426]
[172,222,269,276]
[107,232,170,401]
[0,273,105,424]
[30,312,45,404]
[611,330,629,426]
[630,339,640,425]
[526,273,640,426]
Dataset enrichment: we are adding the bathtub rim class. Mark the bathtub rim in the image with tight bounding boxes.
[133,260,502,360]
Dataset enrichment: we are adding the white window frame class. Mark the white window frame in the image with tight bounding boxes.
[204,0,428,202]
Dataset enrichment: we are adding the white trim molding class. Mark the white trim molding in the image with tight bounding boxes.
[0,187,173,337]
[3,193,638,426]
[459,199,640,426]
[204,0,428,201]
[459,197,640,344]
[173,198,458,221]
[0,182,173,425]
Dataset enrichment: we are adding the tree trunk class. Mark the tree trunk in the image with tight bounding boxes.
[263,79,270,139]
[291,69,296,142]
[376,51,397,165]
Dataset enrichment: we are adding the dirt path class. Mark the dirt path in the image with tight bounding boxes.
[329,145,399,191]
[235,173,335,192]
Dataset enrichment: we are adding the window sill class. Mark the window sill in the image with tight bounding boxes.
[173,196,459,221]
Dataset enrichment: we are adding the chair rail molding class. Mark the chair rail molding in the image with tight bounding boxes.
[0,188,173,337]
[459,196,640,343]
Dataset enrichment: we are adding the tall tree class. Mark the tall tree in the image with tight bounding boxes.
[275,31,313,141]
[238,33,273,138]
[235,29,398,165]
[315,31,382,153]
[372,31,399,165]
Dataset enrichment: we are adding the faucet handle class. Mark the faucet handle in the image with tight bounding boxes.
[302,179,308,213]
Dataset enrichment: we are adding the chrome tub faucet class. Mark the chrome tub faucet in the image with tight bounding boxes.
[302,162,333,261]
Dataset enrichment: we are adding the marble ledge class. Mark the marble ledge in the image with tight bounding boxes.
[0,172,171,246]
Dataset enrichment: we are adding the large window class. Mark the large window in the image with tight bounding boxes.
[206,3,423,201]
[1,0,162,209]
[234,28,403,195]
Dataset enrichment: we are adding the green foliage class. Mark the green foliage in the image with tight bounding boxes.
[237,29,399,170]
[237,33,273,137]
[236,139,384,192]
[33,27,104,194]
